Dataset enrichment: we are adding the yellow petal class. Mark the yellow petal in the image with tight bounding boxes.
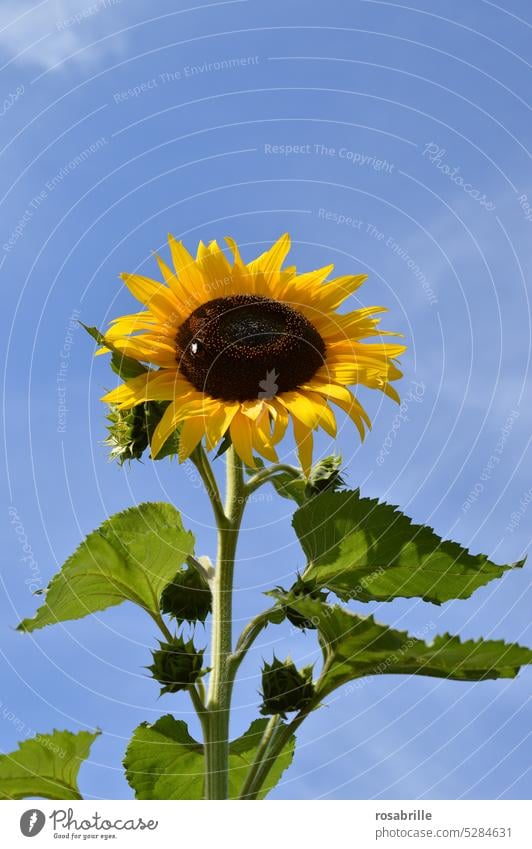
[248,233,291,285]
[240,399,267,421]
[154,253,192,319]
[383,382,401,404]
[276,264,334,303]
[120,273,180,322]
[194,240,233,299]
[277,390,323,430]
[151,394,215,458]
[316,306,400,342]
[327,340,407,360]
[167,234,206,305]
[330,390,371,440]
[252,417,279,463]
[230,411,255,468]
[105,311,161,340]
[312,395,337,437]
[151,400,182,458]
[111,337,178,368]
[225,236,246,270]
[314,274,368,312]
[300,380,352,404]
[266,399,289,445]
[178,417,207,461]
[204,402,239,451]
[224,236,258,292]
[292,416,313,477]
[102,370,188,409]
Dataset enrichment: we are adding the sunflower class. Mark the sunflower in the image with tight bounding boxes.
[100,234,405,474]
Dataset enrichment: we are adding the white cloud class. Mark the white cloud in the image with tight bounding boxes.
[0,0,127,73]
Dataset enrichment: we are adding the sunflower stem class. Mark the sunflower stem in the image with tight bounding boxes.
[238,715,280,799]
[188,684,209,739]
[229,606,279,678]
[150,611,173,642]
[240,656,333,799]
[204,446,246,799]
[245,463,301,495]
[190,443,227,526]
[240,710,308,800]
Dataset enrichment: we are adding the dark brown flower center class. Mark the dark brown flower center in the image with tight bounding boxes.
[176,295,325,401]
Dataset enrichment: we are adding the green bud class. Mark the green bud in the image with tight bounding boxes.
[305,455,346,498]
[160,565,212,626]
[260,656,314,718]
[105,401,180,464]
[147,636,204,695]
[283,575,329,631]
[104,402,158,464]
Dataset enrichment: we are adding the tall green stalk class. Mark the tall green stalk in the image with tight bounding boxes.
[204,446,246,799]
[189,447,302,799]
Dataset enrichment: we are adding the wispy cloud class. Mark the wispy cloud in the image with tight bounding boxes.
[0,0,127,73]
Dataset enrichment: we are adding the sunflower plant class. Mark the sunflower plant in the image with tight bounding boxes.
[3,234,531,802]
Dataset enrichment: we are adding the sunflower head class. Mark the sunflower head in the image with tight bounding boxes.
[100,234,406,474]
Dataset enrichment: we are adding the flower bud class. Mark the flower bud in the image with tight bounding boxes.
[105,401,179,464]
[260,656,314,718]
[283,575,328,631]
[104,402,158,464]
[148,636,204,695]
[160,565,212,626]
[305,455,346,498]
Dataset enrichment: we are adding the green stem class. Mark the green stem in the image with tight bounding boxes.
[241,704,316,800]
[238,715,280,799]
[188,684,209,739]
[150,611,173,642]
[242,652,333,800]
[190,443,227,527]
[228,606,279,679]
[204,446,246,799]
[245,463,301,495]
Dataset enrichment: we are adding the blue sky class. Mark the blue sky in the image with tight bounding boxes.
[1,0,531,800]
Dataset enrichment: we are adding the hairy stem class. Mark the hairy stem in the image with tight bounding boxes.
[245,463,301,495]
[188,684,209,739]
[228,606,280,679]
[204,446,246,799]
[238,715,281,799]
[241,651,333,799]
[240,706,313,800]
[190,443,227,527]
[150,611,173,642]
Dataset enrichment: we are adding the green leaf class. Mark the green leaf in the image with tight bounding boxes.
[281,597,532,698]
[124,715,295,800]
[124,716,203,800]
[18,503,194,632]
[294,490,524,604]
[0,729,100,800]
[81,322,147,380]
